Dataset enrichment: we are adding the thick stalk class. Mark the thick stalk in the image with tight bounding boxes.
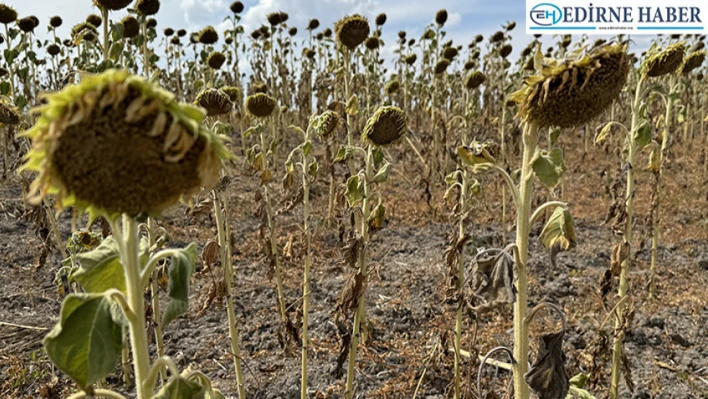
[117,214,151,399]
[500,105,507,245]
[513,122,539,399]
[345,147,373,399]
[453,170,468,399]
[301,144,313,399]
[213,193,246,399]
[101,7,109,62]
[610,75,645,398]
[649,74,674,298]
[4,24,15,97]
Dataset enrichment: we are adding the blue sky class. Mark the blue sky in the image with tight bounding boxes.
[9,0,655,68]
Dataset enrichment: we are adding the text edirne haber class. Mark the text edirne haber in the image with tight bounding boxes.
[559,5,702,24]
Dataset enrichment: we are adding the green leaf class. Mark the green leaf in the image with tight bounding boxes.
[372,147,385,168]
[334,145,356,163]
[44,293,124,392]
[72,237,127,294]
[308,160,318,178]
[569,373,589,388]
[151,376,206,399]
[531,148,565,190]
[540,207,576,252]
[4,49,19,64]
[206,388,226,399]
[162,243,199,329]
[111,23,124,41]
[372,162,392,183]
[344,175,364,208]
[549,128,561,146]
[633,119,652,148]
[302,140,312,157]
[242,126,257,138]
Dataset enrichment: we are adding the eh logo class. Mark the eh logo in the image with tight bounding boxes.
[530,3,562,26]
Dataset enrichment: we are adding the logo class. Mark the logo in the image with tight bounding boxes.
[530,3,562,26]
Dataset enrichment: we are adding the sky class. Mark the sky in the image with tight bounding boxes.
[7,0,657,72]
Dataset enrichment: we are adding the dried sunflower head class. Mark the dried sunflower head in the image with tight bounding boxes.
[362,106,407,146]
[18,16,38,33]
[245,93,276,118]
[464,60,475,70]
[385,80,400,95]
[376,13,387,26]
[195,88,233,116]
[0,4,17,24]
[71,22,98,43]
[335,15,370,50]
[267,11,288,26]
[680,51,705,75]
[164,27,174,37]
[643,41,685,77]
[199,26,219,45]
[230,1,244,14]
[434,59,450,75]
[465,71,486,90]
[311,110,340,140]
[405,54,417,65]
[49,16,62,28]
[121,16,139,39]
[490,31,504,43]
[509,43,630,128]
[435,9,448,25]
[307,18,319,31]
[288,27,297,36]
[443,46,458,60]
[86,14,102,28]
[500,43,513,58]
[136,0,160,16]
[21,70,230,219]
[220,86,241,104]
[365,36,380,50]
[47,44,61,56]
[207,51,226,69]
[323,28,332,38]
[170,37,180,46]
[93,0,132,11]
[506,21,516,31]
[146,18,157,29]
[0,99,20,125]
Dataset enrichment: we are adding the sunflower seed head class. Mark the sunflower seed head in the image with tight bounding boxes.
[49,16,62,28]
[136,0,160,15]
[93,0,132,11]
[434,59,450,75]
[435,9,448,26]
[230,1,244,14]
[0,99,20,125]
[335,15,370,50]
[86,14,102,28]
[385,80,400,95]
[644,41,685,77]
[199,26,219,45]
[0,4,17,24]
[207,51,226,69]
[362,106,407,146]
[680,50,706,75]
[312,110,341,140]
[18,16,38,33]
[246,93,277,118]
[195,88,233,116]
[121,16,140,39]
[465,71,486,90]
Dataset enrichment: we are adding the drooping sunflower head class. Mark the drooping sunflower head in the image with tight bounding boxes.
[47,44,61,56]
[435,9,448,26]
[465,71,486,90]
[464,60,475,70]
[220,86,242,105]
[362,106,407,147]
[500,44,513,58]
[93,0,132,11]
[385,80,400,95]
[49,16,63,28]
[490,31,505,43]
[335,15,370,50]
[251,81,268,94]
[509,43,630,128]
[680,50,706,75]
[307,18,319,31]
[18,16,38,33]
[245,93,276,118]
[643,41,685,77]
[0,99,20,125]
[311,110,341,141]
[266,11,288,26]
[405,53,417,65]
[288,27,297,36]
[146,18,157,29]
[230,1,244,14]
[194,88,233,116]
[207,51,226,69]
[0,4,17,24]
[164,27,174,37]
[443,46,458,60]
[198,26,219,45]
[21,70,230,219]
[434,59,450,75]
[136,0,160,16]
[365,36,380,50]
[86,14,102,28]
[71,22,98,43]
[121,16,140,39]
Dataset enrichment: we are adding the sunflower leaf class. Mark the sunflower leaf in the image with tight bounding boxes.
[162,243,199,329]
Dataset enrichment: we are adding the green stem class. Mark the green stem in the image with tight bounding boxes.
[513,121,540,399]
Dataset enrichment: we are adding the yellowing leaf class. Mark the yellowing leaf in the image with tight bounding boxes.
[531,148,565,190]
[346,94,359,116]
[540,207,576,252]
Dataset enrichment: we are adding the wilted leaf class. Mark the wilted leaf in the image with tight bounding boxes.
[531,148,566,190]
[610,241,629,277]
[162,243,199,329]
[633,119,652,149]
[646,142,660,173]
[540,207,576,252]
[44,294,124,392]
[344,175,364,208]
[151,376,206,399]
[469,248,516,314]
[457,140,497,169]
[367,202,386,232]
[72,237,148,294]
[524,330,570,399]
[346,94,359,116]
[372,162,392,183]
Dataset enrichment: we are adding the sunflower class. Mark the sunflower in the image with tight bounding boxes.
[362,106,407,146]
[335,15,370,50]
[465,71,486,90]
[509,43,630,128]
[0,99,20,125]
[86,14,102,28]
[121,16,140,39]
[199,26,219,45]
[643,42,685,77]
[207,51,227,69]
[246,93,276,118]
[311,110,340,140]
[136,0,160,16]
[195,88,233,116]
[21,70,230,218]
[680,51,706,75]
[0,4,17,24]
[93,0,132,11]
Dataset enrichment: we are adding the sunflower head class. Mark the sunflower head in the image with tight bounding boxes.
[93,0,132,10]
[266,11,288,26]
[164,27,174,37]
[47,44,61,56]
[464,60,475,70]
[146,18,157,29]
[500,44,513,58]
[365,36,380,50]
[434,59,450,75]
[121,16,140,39]
[443,46,458,60]
[0,4,17,24]
[49,16,63,28]
[435,9,448,26]
[195,88,233,116]
[465,71,486,90]
[680,51,706,75]
[311,110,341,140]
[491,31,504,43]
[136,0,161,16]
[251,82,268,94]
[385,80,400,95]
[21,70,230,219]
[0,99,20,125]
[245,93,276,118]
[405,54,417,65]
[307,19,319,31]
[509,43,630,128]
[220,86,242,105]
[335,15,370,50]
[207,51,226,69]
[71,22,98,43]
[376,13,387,26]
[230,1,244,14]
[177,29,186,37]
[643,41,685,77]
[18,16,38,33]
[86,14,102,28]
[289,27,297,36]
[199,26,219,45]
[362,106,407,147]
